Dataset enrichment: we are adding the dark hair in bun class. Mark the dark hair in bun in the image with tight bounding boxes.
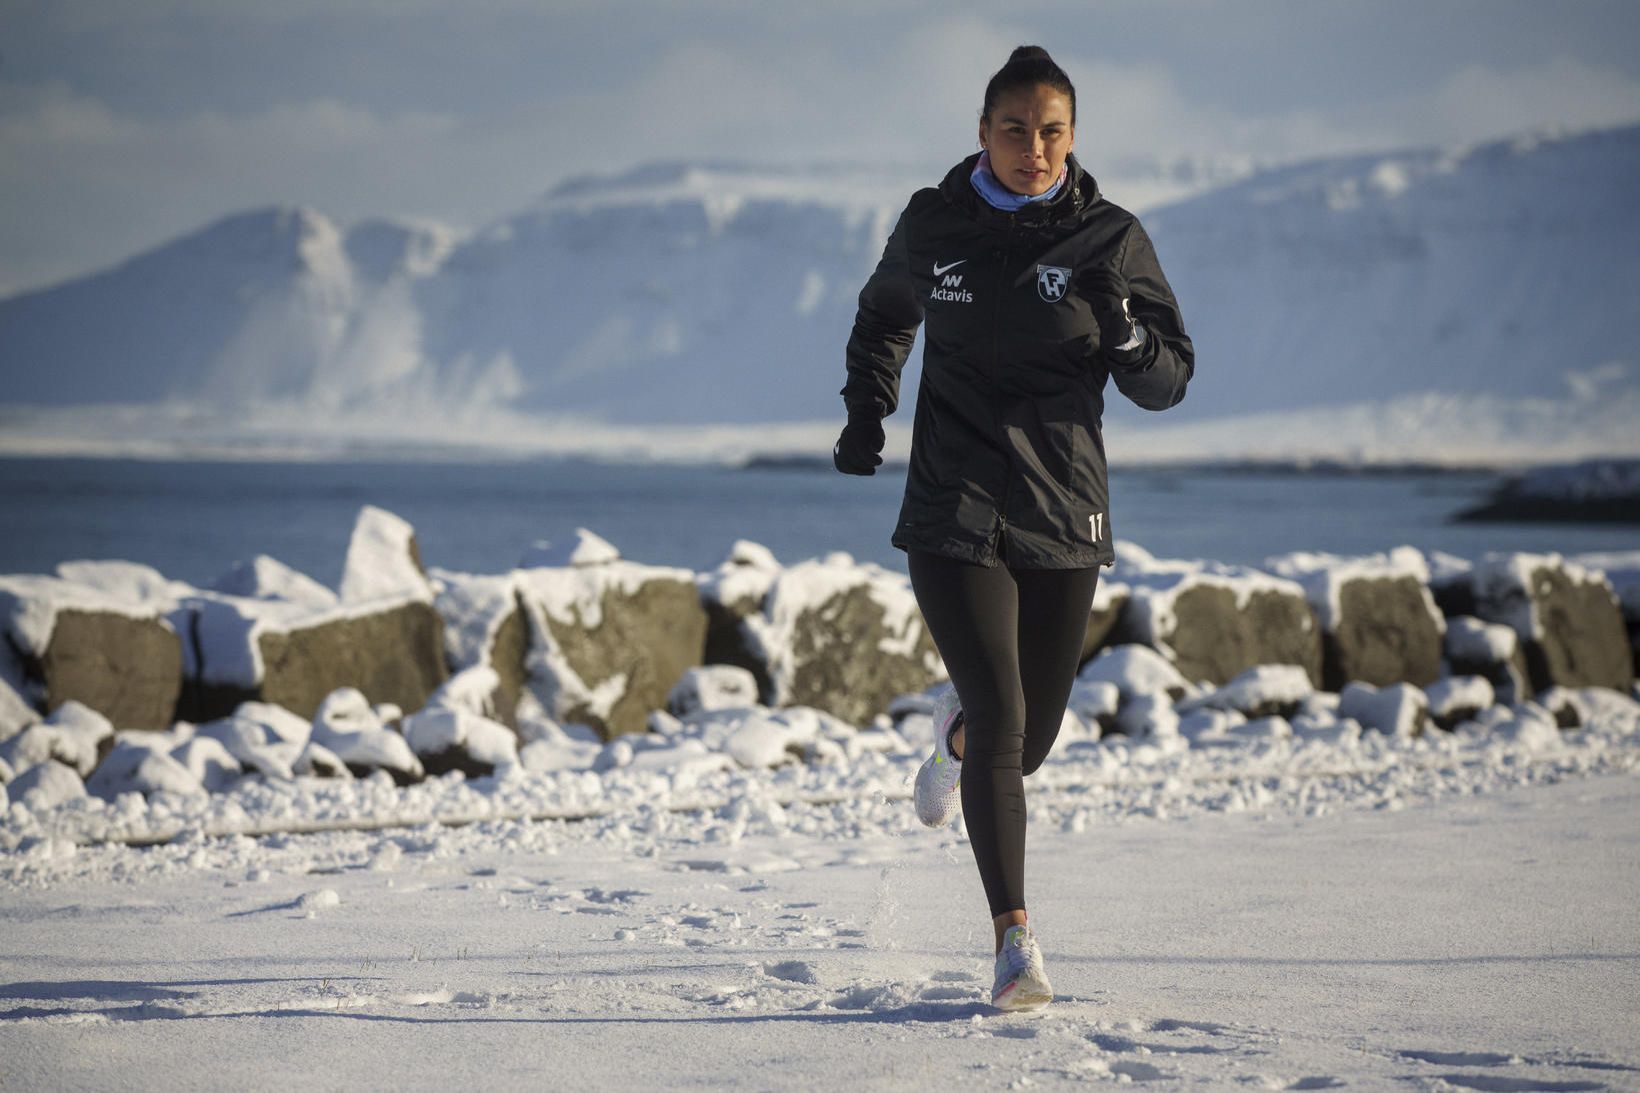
[982,45,1076,123]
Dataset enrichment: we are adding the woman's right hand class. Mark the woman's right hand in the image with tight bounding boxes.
[832,414,886,475]
[1080,264,1144,362]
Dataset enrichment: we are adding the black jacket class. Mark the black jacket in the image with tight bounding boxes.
[841,151,1194,568]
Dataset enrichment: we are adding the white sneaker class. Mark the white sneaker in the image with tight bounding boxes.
[914,688,963,827]
[992,924,1053,1011]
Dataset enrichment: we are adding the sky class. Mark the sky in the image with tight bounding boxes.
[2,0,1639,297]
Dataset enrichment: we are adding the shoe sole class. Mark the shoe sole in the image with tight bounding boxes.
[914,757,960,827]
[992,984,1053,1011]
[992,972,1053,1011]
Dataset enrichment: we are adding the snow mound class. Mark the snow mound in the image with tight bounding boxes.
[1078,644,1193,699]
[1338,682,1429,739]
[1181,665,1314,717]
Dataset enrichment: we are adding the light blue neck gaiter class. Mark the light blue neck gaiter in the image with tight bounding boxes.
[969,150,1068,211]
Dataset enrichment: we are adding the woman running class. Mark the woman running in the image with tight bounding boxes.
[833,45,1195,1011]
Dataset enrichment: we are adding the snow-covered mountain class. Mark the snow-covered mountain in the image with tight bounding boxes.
[1134,122,1640,424]
[412,162,918,423]
[0,125,1635,459]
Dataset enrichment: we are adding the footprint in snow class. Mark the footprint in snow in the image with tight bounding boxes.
[1085,1015,1276,1061]
[1400,1050,1524,1067]
[761,959,820,985]
[1396,1046,1633,1092]
[1417,1078,1605,1092]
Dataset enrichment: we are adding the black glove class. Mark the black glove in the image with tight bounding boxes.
[1082,265,1145,364]
[832,413,885,475]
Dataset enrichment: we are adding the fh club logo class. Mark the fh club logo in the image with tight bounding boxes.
[930,259,972,303]
[1037,265,1070,303]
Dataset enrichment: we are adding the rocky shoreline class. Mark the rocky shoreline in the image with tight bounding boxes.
[1455,457,1640,524]
[1,505,1635,809]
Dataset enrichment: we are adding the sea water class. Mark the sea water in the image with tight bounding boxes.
[2,456,1633,586]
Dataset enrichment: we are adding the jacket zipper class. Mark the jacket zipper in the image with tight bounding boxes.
[989,216,1018,564]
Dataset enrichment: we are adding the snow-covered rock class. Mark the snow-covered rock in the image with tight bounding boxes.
[1571,550,1640,677]
[667,665,760,717]
[170,736,244,793]
[1469,552,1632,693]
[208,594,447,722]
[1573,550,1640,623]
[1263,546,1444,689]
[1114,692,1182,741]
[237,701,312,745]
[516,711,604,774]
[401,707,518,777]
[1076,643,1193,701]
[193,702,311,781]
[0,663,37,741]
[428,569,530,727]
[85,739,207,800]
[175,512,450,724]
[309,688,423,783]
[1066,679,1121,732]
[516,545,707,738]
[1338,681,1430,739]
[697,539,783,697]
[1534,686,1592,729]
[5,759,87,810]
[417,665,500,718]
[741,552,943,726]
[1079,578,1132,665]
[0,701,112,777]
[1444,615,1531,706]
[339,505,435,604]
[1446,615,1519,663]
[1113,546,1320,686]
[0,565,185,730]
[1425,676,1496,731]
[1179,664,1313,719]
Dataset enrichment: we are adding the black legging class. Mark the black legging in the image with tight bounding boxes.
[907,549,1100,919]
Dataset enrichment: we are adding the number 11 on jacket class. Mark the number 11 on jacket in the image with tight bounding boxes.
[1090,512,1104,541]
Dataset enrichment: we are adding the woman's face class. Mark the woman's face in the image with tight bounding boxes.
[978,84,1075,197]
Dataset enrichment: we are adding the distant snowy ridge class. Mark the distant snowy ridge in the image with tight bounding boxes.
[1104,387,1640,465]
[0,123,1635,463]
[1133,122,1640,423]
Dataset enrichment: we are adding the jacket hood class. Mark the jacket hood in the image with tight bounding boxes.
[937,150,1102,227]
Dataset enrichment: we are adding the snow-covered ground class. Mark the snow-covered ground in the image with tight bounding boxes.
[3,693,1638,1088]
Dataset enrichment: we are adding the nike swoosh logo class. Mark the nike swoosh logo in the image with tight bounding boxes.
[932,259,967,276]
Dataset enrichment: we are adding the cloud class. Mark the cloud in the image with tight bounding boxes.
[0,81,464,293]
[1423,55,1640,143]
[4,12,1640,296]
